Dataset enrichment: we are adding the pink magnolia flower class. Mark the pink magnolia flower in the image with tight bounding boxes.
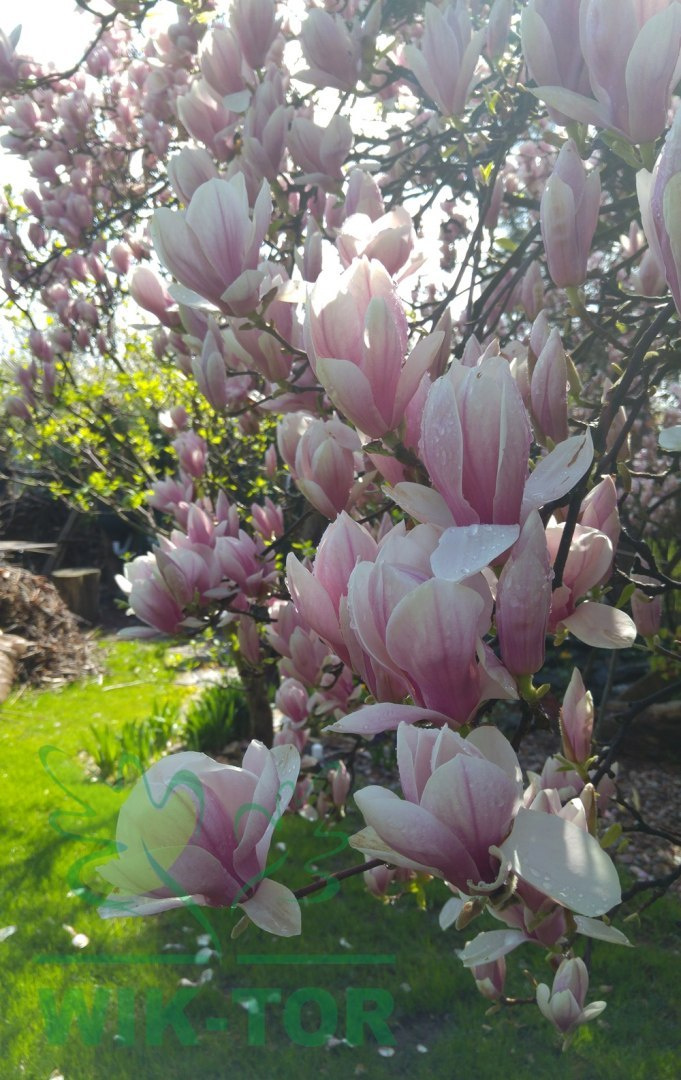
[404,2,484,118]
[199,26,250,97]
[151,175,272,315]
[214,530,277,599]
[536,957,606,1037]
[167,147,219,205]
[540,141,600,289]
[175,81,236,161]
[251,496,284,543]
[560,668,594,765]
[343,564,508,726]
[336,207,418,279]
[129,267,180,328]
[298,8,363,91]
[0,24,22,88]
[172,432,207,479]
[351,723,620,915]
[306,257,442,438]
[232,0,279,70]
[98,743,302,936]
[472,957,506,1001]
[530,328,569,444]
[363,861,411,898]
[293,417,360,520]
[417,356,532,526]
[236,614,261,666]
[288,115,353,188]
[630,576,663,637]
[275,677,309,726]
[286,511,378,663]
[521,0,592,125]
[579,476,620,555]
[638,107,681,315]
[329,760,351,808]
[117,555,184,635]
[531,0,681,145]
[496,511,553,676]
[341,168,385,223]
[519,260,546,320]
[547,521,637,648]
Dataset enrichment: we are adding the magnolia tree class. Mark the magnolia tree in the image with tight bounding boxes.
[2,0,681,1046]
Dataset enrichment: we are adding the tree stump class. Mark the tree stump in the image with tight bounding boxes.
[0,635,29,702]
[50,568,101,625]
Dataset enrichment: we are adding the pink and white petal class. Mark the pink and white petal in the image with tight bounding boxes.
[457,928,528,968]
[561,602,637,648]
[353,787,467,880]
[530,86,608,130]
[499,807,621,916]
[430,524,519,582]
[385,580,484,717]
[394,332,445,421]
[388,482,455,528]
[466,726,523,800]
[100,891,208,918]
[98,843,236,902]
[315,356,389,438]
[285,553,342,650]
[349,824,443,877]
[397,723,443,804]
[521,430,594,516]
[324,702,453,737]
[420,755,518,863]
[439,895,466,931]
[238,878,301,937]
[573,916,632,947]
[270,744,302,808]
[221,269,264,315]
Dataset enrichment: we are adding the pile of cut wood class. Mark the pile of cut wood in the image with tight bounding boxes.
[0,565,99,699]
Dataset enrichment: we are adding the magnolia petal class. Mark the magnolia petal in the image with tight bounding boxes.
[580,1001,608,1023]
[395,332,445,418]
[323,702,453,737]
[116,626,163,640]
[466,726,523,798]
[285,553,341,650]
[562,602,637,649]
[457,928,528,968]
[420,755,518,869]
[388,482,455,528]
[238,879,301,937]
[659,425,681,452]
[354,786,465,879]
[530,86,608,130]
[439,895,465,931]
[99,843,236,902]
[522,430,594,515]
[99,893,201,919]
[315,355,389,438]
[430,524,519,582]
[269,744,302,810]
[499,808,621,916]
[348,824,442,877]
[573,915,632,947]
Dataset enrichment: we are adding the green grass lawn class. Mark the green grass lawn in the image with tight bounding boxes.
[1,640,679,1080]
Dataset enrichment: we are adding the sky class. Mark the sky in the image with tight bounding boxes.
[3,0,102,69]
[1,1,178,189]
[1,0,178,67]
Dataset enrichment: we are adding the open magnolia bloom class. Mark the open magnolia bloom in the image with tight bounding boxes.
[350,723,620,919]
[98,743,302,936]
